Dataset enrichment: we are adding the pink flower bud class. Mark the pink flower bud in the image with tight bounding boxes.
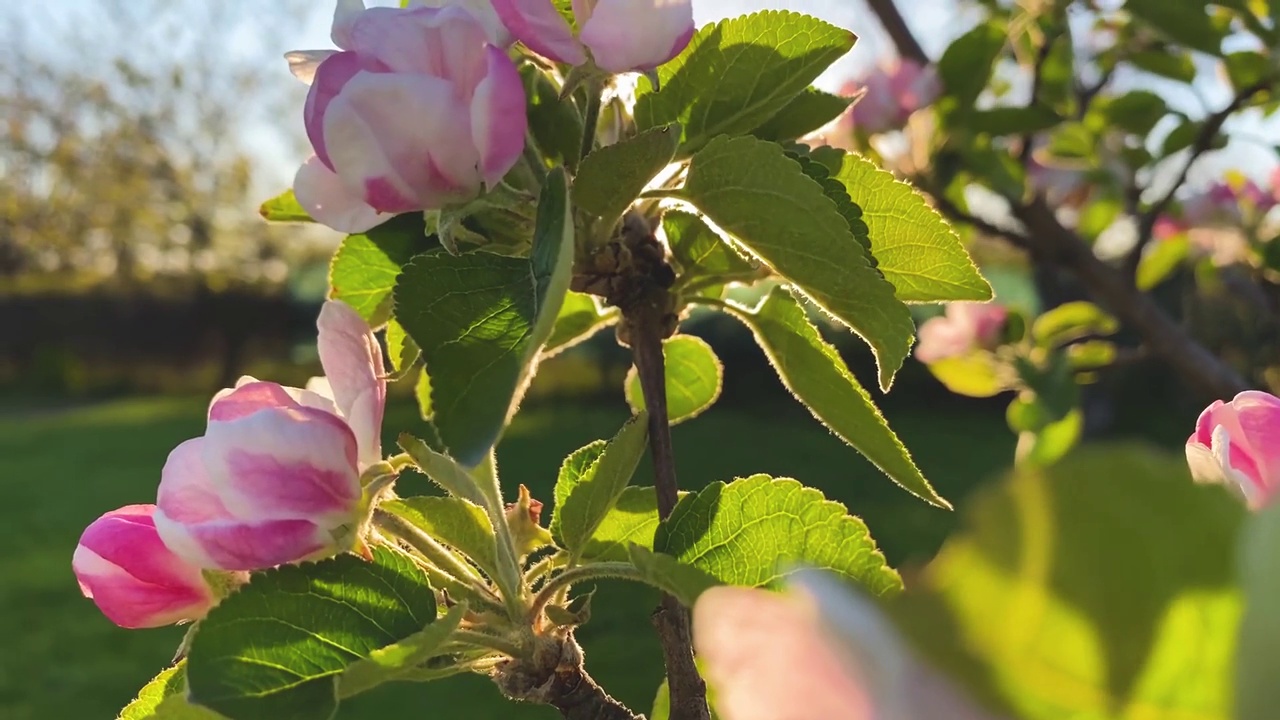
[1186,391,1280,509]
[914,302,1008,364]
[494,0,694,74]
[73,505,220,629]
[154,301,387,571]
[845,59,940,135]
[693,573,999,720]
[287,1,527,233]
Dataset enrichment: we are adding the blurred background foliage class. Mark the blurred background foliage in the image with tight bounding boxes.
[0,0,1274,718]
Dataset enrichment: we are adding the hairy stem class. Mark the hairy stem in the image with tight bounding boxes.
[528,562,646,622]
[373,510,496,597]
[629,300,710,720]
[547,664,644,720]
[450,628,525,657]
[579,79,604,163]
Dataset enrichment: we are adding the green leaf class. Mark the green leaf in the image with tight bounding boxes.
[1065,339,1117,370]
[925,352,1009,397]
[677,135,914,390]
[522,64,582,169]
[635,10,856,156]
[937,22,1006,108]
[752,87,853,142]
[544,291,617,356]
[258,189,313,223]
[725,287,946,507]
[655,475,902,596]
[627,545,723,606]
[381,497,497,581]
[414,370,434,421]
[892,445,1243,719]
[1141,237,1187,289]
[1129,50,1197,83]
[384,319,419,373]
[960,105,1062,135]
[1224,50,1272,92]
[337,604,466,698]
[1126,0,1224,55]
[824,150,991,302]
[553,413,650,555]
[1160,118,1202,156]
[1103,91,1170,136]
[579,486,663,562]
[624,335,722,425]
[120,662,225,719]
[1236,502,1280,720]
[791,150,873,260]
[664,210,758,282]
[398,434,486,506]
[331,214,430,326]
[574,124,680,226]
[393,169,573,467]
[185,547,436,720]
[1031,301,1118,348]
[1016,406,1082,467]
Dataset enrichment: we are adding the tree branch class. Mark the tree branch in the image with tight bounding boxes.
[630,297,710,720]
[865,0,928,64]
[1125,79,1272,279]
[497,633,644,720]
[1015,198,1248,399]
[873,0,1251,400]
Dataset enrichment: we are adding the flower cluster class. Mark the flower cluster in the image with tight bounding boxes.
[692,571,997,720]
[1156,169,1280,241]
[73,300,387,627]
[288,0,692,234]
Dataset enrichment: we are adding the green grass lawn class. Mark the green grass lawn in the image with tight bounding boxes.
[0,389,1013,719]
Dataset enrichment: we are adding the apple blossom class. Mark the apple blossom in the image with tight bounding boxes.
[493,0,694,74]
[153,300,387,571]
[914,302,1008,364]
[73,505,237,629]
[286,0,527,233]
[693,572,1000,720]
[841,59,940,136]
[1186,391,1280,509]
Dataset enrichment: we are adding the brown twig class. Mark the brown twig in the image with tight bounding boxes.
[631,304,709,720]
[496,634,643,720]
[865,0,928,64]
[572,212,709,720]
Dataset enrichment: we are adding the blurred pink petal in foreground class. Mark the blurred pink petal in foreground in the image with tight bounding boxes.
[1186,391,1280,509]
[694,572,1002,720]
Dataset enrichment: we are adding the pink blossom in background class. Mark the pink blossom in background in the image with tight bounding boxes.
[1186,391,1280,510]
[153,301,386,571]
[841,59,941,136]
[286,0,527,233]
[914,302,1008,364]
[693,572,1001,720]
[73,505,228,628]
[494,0,694,74]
